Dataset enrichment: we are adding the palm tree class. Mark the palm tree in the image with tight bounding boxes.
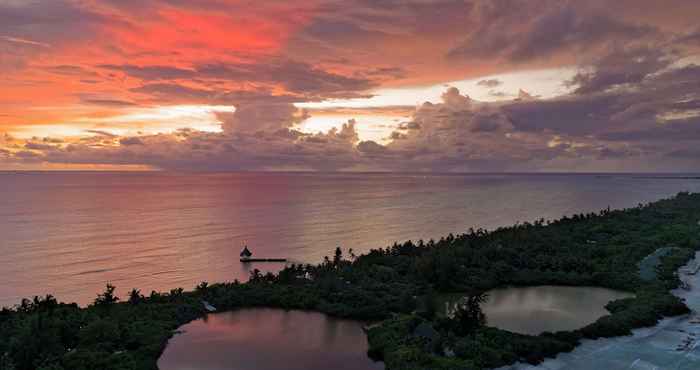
[453,292,488,335]
[128,289,142,305]
[333,247,343,266]
[94,284,119,306]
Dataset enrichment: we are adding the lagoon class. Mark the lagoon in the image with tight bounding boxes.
[157,308,384,370]
[441,286,635,335]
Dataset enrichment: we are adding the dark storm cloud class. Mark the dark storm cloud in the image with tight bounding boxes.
[0,1,107,43]
[85,130,118,138]
[42,65,100,78]
[348,48,700,172]
[357,140,387,155]
[29,125,365,172]
[3,0,700,172]
[242,60,375,98]
[24,142,56,151]
[302,19,388,44]
[301,0,476,39]
[0,0,111,71]
[569,48,672,94]
[506,63,700,139]
[119,137,144,146]
[503,94,625,135]
[98,64,196,80]
[102,60,377,100]
[599,121,700,142]
[129,83,221,103]
[130,83,299,105]
[676,29,700,47]
[667,148,700,159]
[13,150,43,161]
[448,1,656,63]
[359,67,407,80]
[79,97,138,107]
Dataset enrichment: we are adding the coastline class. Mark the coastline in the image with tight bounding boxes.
[497,251,700,370]
[2,192,699,370]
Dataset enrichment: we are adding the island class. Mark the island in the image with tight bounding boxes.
[1,192,699,370]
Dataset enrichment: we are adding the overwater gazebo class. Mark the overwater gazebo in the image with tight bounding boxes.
[240,245,252,261]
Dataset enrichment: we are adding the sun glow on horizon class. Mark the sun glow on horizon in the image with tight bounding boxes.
[296,67,578,110]
[9,105,235,139]
[296,113,411,144]
[6,68,577,142]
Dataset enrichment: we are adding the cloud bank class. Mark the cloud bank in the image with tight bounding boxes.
[1,0,699,171]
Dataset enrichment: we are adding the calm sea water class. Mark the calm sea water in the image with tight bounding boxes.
[1,172,699,307]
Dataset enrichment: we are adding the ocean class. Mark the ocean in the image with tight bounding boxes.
[2,172,699,307]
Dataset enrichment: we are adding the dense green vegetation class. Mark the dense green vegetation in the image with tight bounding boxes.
[1,192,700,370]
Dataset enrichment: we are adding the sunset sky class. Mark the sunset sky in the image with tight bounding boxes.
[1,0,700,171]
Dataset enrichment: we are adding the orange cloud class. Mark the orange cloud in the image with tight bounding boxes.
[2,0,700,171]
[106,6,311,62]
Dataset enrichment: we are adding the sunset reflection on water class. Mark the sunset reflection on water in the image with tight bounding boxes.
[157,309,384,370]
[2,172,699,307]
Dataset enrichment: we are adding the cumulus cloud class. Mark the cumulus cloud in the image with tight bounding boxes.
[6,43,700,173]
[357,140,387,155]
[5,44,700,172]
[2,116,367,171]
[219,102,308,134]
[2,0,700,172]
[344,47,699,172]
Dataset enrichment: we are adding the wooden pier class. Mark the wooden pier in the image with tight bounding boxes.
[240,257,287,263]
[239,245,286,263]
